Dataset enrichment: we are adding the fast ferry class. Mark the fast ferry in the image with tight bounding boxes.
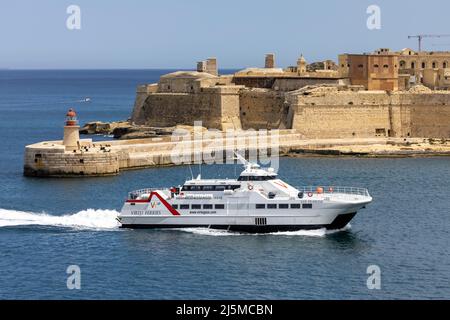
[118,154,372,233]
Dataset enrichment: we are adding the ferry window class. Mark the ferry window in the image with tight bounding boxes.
[302,203,313,209]
[172,204,178,209]
[182,185,190,191]
[267,204,277,209]
[256,204,265,209]
[214,186,225,191]
[203,186,214,191]
[290,204,301,209]
[180,204,189,209]
[192,204,201,209]
[232,185,240,190]
[203,204,213,209]
[279,204,289,209]
[191,186,202,191]
[215,204,225,209]
[238,176,249,181]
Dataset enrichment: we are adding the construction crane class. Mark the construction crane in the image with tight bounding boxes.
[408,34,450,51]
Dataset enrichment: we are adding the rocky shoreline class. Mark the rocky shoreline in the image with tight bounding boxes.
[79,121,204,139]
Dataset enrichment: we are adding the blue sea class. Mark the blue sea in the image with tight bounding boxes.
[0,70,449,299]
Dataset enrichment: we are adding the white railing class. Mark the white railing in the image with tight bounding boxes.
[296,186,370,197]
[128,188,166,199]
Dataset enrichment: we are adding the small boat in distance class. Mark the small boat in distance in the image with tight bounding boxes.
[118,154,372,233]
[83,97,91,102]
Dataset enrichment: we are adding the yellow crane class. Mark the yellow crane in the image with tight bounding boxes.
[408,34,450,51]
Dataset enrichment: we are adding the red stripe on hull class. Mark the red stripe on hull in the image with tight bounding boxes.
[125,192,180,216]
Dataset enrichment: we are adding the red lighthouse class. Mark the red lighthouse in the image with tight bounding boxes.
[63,108,80,149]
[65,108,78,126]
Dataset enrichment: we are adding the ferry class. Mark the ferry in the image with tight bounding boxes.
[118,155,372,233]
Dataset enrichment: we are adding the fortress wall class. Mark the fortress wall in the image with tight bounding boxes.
[131,84,157,125]
[133,86,242,130]
[292,104,391,138]
[136,93,223,129]
[291,91,450,138]
[409,105,450,138]
[239,89,288,130]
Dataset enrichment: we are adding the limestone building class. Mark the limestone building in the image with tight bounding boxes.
[396,48,450,89]
[339,51,399,91]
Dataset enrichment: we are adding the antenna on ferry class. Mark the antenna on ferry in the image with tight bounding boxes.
[188,164,194,180]
[234,151,249,167]
[234,151,260,169]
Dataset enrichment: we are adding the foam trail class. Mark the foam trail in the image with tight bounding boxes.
[0,208,120,230]
[177,224,351,237]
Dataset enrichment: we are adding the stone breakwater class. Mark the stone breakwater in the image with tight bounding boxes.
[23,131,450,177]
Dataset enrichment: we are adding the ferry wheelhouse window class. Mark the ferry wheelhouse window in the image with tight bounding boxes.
[180,204,189,209]
[203,204,213,209]
[279,204,289,209]
[290,204,301,209]
[191,204,201,209]
[215,204,225,209]
[172,204,178,209]
[267,204,277,209]
[238,175,276,181]
[302,203,313,209]
[256,204,266,209]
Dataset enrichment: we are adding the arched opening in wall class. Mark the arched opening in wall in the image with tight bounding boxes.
[400,60,406,68]
[411,62,415,69]
[444,61,448,68]
[432,61,438,68]
[421,62,426,69]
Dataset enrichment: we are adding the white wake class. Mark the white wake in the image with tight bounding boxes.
[0,208,120,230]
[178,224,351,237]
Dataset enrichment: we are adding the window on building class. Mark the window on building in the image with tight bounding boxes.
[444,62,448,68]
[383,64,389,68]
[400,60,406,68]
[422,62,426,69]
[358,64,364,68]
[432,62,437,68]
[411,62,415,69]
[374,64,379,68]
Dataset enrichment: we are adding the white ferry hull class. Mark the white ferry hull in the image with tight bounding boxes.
[118,198,369,232]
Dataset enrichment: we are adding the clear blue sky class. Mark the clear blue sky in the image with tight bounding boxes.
[1,0,449,69]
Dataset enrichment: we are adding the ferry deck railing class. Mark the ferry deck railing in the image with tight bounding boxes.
[128,188,168,199]
[296,186,370,197]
